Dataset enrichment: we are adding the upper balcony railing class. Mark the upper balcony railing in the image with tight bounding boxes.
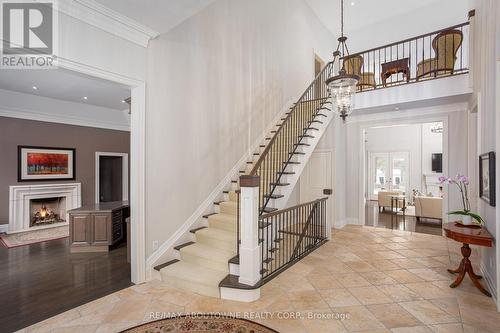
[342,22,469,91]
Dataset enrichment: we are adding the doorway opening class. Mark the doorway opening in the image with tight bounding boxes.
[363,121,445,236]
[95,152,129,203]
[314,54,325,99]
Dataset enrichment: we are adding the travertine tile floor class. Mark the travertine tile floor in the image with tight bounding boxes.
[19,225,500,333]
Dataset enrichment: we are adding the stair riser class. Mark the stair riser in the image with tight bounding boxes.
[196,234,236,252]
[208,218,236,232]
[228,191,239,202]
[161,275,220,298]
[180,251,229,272]
[219,203,237,215]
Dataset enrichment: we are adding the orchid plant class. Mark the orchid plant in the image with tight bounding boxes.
[439,174,484,225]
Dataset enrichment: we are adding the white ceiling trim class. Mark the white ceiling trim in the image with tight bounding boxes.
[0,105,130,131]
[55,0,159,47]
[348,102,469,124]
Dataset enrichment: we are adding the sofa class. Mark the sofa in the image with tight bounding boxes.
[415,196,443,221]
[378,191,404,212]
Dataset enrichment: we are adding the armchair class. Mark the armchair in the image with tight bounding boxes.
[416,29,463,80]
[343,55,376,91]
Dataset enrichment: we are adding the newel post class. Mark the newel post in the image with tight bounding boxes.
[238,175,261,286]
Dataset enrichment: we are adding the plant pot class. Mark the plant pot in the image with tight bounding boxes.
[460,215,473,225]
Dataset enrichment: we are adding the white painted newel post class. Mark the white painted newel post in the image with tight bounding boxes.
[238,175,261,286]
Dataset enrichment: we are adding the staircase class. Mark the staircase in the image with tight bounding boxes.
[154,62,334,298]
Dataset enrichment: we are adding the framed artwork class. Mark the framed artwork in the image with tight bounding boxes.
[479,152,495,207]
[18,146,76,182]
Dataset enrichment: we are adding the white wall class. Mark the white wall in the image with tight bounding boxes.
[56,4,148,81]
[354,75,472,112]
[145,0,335,257]
[470,0,500,304]
[422,123,444,176]
[313,118,347,227]
[346,0,470,54]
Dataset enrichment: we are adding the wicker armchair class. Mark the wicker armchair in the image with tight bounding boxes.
[416,29,463,80]
[343,55,376,90]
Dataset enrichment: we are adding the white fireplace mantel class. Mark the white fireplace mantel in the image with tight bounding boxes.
[8,183,81,234]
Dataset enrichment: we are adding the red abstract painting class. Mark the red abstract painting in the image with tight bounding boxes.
[27,153,69,175]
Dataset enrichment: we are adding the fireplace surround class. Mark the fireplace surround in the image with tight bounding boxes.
[8,183,81,234]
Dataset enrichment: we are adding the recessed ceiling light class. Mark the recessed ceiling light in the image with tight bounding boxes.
[394,107,400,111]
[32,86,38,90]
[83,96,88,100]
[351,1,355,6]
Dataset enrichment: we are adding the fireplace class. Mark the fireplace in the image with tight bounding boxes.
[30,197,66,227]
[9,183,81,234]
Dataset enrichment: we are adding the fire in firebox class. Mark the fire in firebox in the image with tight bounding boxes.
[32,205,64,226]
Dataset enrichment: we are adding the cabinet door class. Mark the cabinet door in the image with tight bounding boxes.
[71,214,91,246]
[92,214,110,246]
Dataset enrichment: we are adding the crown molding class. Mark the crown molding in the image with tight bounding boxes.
[55,0,159,48]
[0,105,130,132]
[348,102,469,124]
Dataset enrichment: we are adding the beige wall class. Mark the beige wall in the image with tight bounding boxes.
[0,116,130,225]
[145,0,335,257]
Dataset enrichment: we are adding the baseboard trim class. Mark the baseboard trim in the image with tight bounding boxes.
[334,219,348,229]
[145,97,297,280]
[480,261,498,302]
[347,218,361,225]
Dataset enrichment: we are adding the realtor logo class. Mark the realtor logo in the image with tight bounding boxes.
[1,0,57,68]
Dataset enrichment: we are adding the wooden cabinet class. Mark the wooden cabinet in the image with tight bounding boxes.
[92,214,110,246]
[70,214,92,246]
[69,202,129,253]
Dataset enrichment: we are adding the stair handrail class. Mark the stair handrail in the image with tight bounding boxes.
[249,61,333,175]
[249,62,334,213]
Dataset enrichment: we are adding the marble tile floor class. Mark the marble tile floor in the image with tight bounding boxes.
[17,225,500,333]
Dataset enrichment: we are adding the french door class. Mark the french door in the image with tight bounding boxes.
[368,152,410,200]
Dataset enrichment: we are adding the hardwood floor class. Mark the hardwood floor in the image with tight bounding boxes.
[0,237,131,333]
[365,200,443,236]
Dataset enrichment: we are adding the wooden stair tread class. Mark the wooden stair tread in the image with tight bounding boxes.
[190,226,208,234]
[229,255,239,265]
[270,182,290,186]
[154,259,179,271]
[219,274,261,290]
[262,207,278,213]
[173,242,195,251]
[264,194,284,199]
[202,212,217,219]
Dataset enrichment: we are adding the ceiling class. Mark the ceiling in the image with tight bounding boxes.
[94,0,460,37]
[95,0,217,34]
[0,68,130,110]
[305,0,461,36]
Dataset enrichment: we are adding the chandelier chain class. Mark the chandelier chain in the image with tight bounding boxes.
[341,0,344,38]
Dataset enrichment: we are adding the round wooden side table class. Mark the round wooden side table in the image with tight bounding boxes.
[443,222,493,297]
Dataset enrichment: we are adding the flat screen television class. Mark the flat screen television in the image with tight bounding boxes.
[432,153,443,173]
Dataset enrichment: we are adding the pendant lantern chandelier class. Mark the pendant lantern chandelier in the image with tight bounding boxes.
[325,0,359,122]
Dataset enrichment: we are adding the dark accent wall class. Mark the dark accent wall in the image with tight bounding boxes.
[0,116,130,225]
